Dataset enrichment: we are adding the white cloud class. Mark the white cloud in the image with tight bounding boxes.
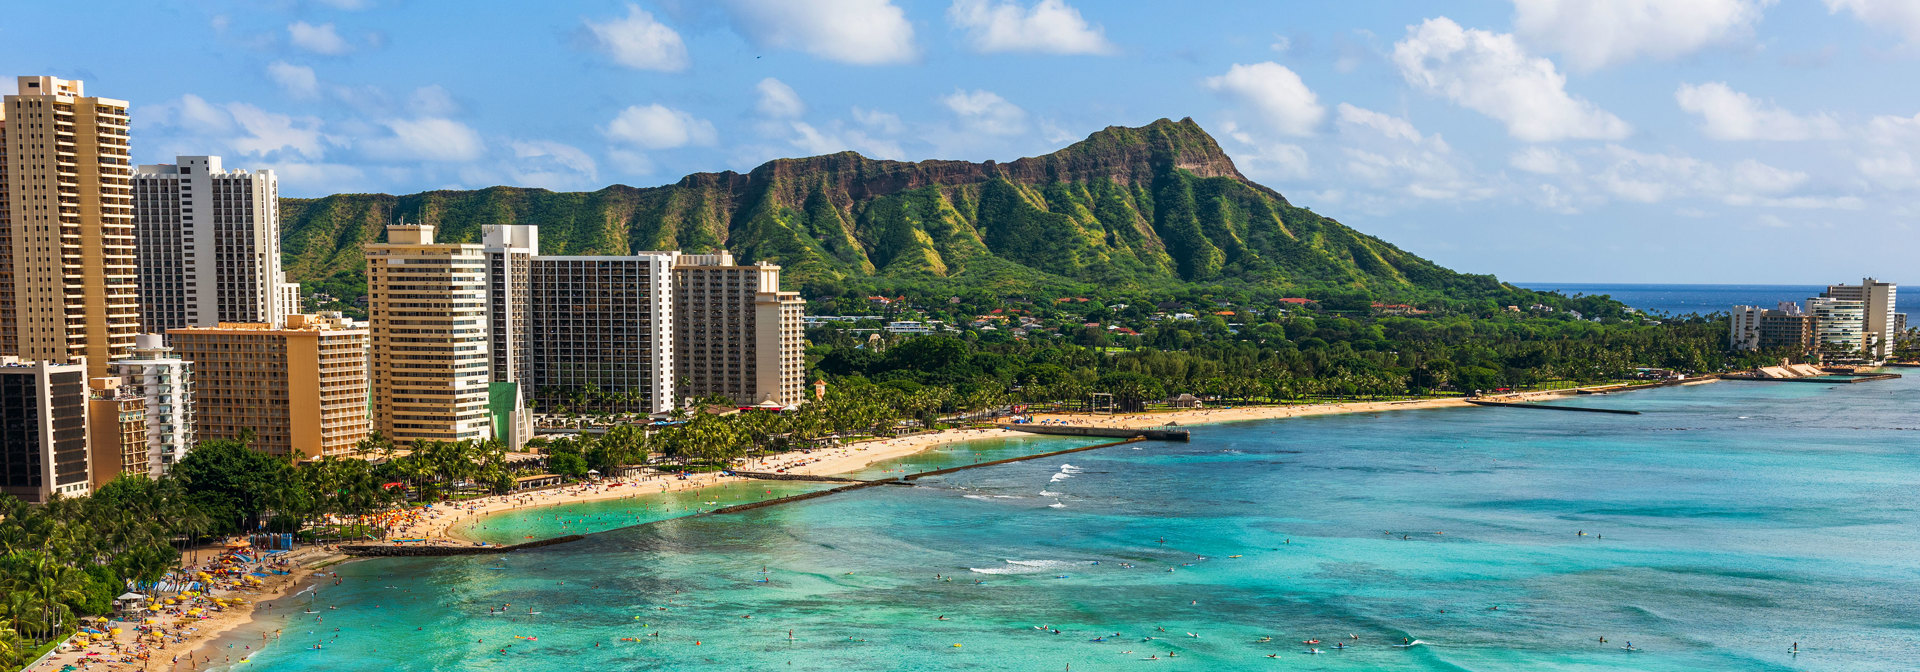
[755,78,806,118]
[1593,146,1809,204]
[1203,62,1325,137]
[1859,112,1920,188]
[1509,146,1579,175]
[1727,158,1809,194]
[1512,0,1770,70]
[288,21,351,55]
[1335,103,1425,144]
[366,118,485,162]
[586,4,690,72]
[852,107,904,134]
[227,104,331,159]
[1593,146,1710,203]
[607,149,656,176]
[947,0,1116,55]
[605,104,718,149]
[1675,82,1842,141]
[502,141,601,191]
[721,0,916,65]
[940,89,1028,136]
[1393,17,1631,142]
[266,62,319,99]
[407,85,460,117]
[1332,104,1491,202]
[1825,0,1920,44]
[167,95,237,135]
[259,161,368,193]
[788,121,906,159]
[1219,122,1310,181]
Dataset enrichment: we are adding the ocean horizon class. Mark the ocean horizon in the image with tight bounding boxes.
[1519,282,1920,318]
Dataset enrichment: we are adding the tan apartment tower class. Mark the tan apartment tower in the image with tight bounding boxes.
[169,314,370,459]
[672,251,805,407]
[0,357,90,503]
[367,224,492,446]
[0,76,138,378]
[133,156,298,331]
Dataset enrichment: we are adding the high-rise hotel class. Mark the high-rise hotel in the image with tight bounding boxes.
[0,76,138,378]
[0,358,90,503]
[367,223,492,446]
[673,252,805,408]
[484,225,675,418]
[133,156,298,331]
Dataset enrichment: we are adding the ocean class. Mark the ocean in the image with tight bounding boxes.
[213,378,1920,671]
[1519,282,1920,318]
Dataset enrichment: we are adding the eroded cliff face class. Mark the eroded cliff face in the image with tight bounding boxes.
[282,118,1485,297]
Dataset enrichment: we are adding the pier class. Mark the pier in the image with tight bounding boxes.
[1465,399,1641,415]
[1002,424,1191,441]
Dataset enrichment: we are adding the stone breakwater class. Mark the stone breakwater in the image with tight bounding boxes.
[338,534,585,556]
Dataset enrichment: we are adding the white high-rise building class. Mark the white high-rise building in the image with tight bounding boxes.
[108,334,194,476]
[1821,278,1898,360]
[1807,296,1867,363]
[133,156,299,332]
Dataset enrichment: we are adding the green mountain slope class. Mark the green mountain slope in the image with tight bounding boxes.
[281,118,1511,302]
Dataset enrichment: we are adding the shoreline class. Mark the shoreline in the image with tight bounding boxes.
[29,545,341,672]
[175,380,1690,670]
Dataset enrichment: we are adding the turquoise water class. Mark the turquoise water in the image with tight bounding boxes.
[454,434,1097,544]
[223,379,1920,670]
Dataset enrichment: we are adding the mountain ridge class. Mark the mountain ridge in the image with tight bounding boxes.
[280,118,1511,305]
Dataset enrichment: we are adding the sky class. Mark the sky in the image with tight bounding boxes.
[4,0,1918,284]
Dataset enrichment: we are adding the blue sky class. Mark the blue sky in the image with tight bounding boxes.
[6,1,1919,284]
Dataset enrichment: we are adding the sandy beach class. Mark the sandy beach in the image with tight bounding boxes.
[27,545,338,672]
[339,385,1655,546]
[1016,384,1625,430]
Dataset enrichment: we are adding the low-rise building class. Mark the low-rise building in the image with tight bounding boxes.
[87,377,146,489]
[1731,303,1815,353]
[170,314,370,459]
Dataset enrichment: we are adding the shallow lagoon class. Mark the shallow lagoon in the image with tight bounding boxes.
[225,377,1920,671]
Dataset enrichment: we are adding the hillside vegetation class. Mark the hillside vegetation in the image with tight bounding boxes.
[281,118,1519,306]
